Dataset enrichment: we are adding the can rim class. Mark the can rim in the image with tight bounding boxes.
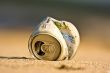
[28,32,68,61]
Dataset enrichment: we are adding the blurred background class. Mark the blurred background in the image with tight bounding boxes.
[0,0,110,60]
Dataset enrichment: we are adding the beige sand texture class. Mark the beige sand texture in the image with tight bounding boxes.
[0,30,110,73]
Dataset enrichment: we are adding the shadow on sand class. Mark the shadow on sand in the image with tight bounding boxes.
[0,56,34,60]
[56,64,85,71]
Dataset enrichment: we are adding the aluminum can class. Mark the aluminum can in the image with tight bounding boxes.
[28,17,80,61]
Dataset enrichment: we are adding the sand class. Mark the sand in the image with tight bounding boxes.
[0,30,110,73]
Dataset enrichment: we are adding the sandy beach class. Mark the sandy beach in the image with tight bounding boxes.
[0,30,110,73]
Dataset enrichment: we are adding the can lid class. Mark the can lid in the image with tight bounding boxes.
[31,34,61,61]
